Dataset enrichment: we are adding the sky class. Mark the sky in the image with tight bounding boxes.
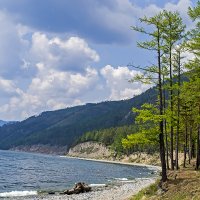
[0,0,196,121]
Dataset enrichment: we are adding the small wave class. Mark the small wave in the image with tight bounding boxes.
[114,178,128,181]
[146,166,161,171]
[0,191,37,197]
[89,184,106,187]
[135,177,152,180]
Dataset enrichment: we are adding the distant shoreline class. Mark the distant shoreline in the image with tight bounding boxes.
[4,149,161,172]
[63,155,161,171]
[4,148,161,171]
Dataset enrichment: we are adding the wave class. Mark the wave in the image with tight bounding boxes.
[114,178,128,181]
[0,191,37,197]
[89,184,106,187]
[135,177,153,180]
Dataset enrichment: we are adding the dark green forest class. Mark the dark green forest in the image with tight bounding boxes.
[0,86,157,149]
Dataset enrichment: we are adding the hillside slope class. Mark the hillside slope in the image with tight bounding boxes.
[0,120,16,127]
[0,120,8,127]
[0,87,157,150]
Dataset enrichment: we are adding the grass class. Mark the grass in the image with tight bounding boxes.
[130,181,159,200]
[130,161,200,200]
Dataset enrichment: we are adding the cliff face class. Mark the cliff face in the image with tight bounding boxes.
[68,142,162,166]
[68,142,113,159]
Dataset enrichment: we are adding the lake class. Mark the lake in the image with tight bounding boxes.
[0,150,155,197]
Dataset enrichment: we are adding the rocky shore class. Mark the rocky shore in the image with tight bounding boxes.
[6,142,160,200]
[12,178,156,200]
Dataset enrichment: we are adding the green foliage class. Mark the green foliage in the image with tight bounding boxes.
[188,1,200,21]
[127,2,200,172]
[122,104,160,150]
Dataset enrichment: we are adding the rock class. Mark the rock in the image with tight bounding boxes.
[157,181,168,195]
[157,188,164,195]
[48,191,55,195]
[68,142,112,159]
[62,182,92,195]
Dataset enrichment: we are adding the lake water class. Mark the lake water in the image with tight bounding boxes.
[0,150,155,197]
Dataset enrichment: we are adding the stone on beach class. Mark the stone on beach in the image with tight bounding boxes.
[62,182,91,195]
[13,178,157,200]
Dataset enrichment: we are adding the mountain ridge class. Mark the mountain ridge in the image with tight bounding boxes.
[0,86,157,150]
[0,120,17,127]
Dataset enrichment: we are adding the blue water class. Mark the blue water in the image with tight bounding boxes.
[0,150,155,193]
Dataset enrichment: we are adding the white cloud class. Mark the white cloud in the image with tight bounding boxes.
[30,33,99,72]
[0,67,99,120]
[0,77,22,97]
[129,0,193,23]
[0,24,102,120]
[0,11,102,120]
[164,0,193,19]
[29,67,99,98]
[101,65,150,100]
[0,0,195,120]
[0,64,151,120]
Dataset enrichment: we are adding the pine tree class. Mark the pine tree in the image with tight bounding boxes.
[187,1,200,170]
[161,11,185,170]
[129,12,167,182]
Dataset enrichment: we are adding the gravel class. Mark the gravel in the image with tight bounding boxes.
[11,178,157,200]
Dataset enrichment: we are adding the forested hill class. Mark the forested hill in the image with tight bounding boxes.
[0,86,157,150]
[0,120,8,127]
[0,120,17,127]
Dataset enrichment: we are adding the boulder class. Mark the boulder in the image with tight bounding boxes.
[62,182,91,195]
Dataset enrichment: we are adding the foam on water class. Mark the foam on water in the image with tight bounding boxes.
[114,178,129,181]
[0,191,37,197]
[89,183,106,187]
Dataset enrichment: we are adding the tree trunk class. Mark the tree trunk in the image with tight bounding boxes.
[158,26,167,182]
[192,140,195,158]
[183,121,188,168]
[175,121,179,169]
[189,127,192,164]
[169,44,174,170]
[163,75,169,170]
[175,49,181,170]
[170,127,174,170]
[196,125,200,170]
[165,120,170,170]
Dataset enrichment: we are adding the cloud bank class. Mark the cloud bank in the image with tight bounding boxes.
[0,0,195,120]
[0,23,146,120]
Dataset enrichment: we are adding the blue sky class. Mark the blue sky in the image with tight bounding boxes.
[0,0,196,120]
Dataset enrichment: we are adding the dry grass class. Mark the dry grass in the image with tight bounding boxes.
[130,160,200,200]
